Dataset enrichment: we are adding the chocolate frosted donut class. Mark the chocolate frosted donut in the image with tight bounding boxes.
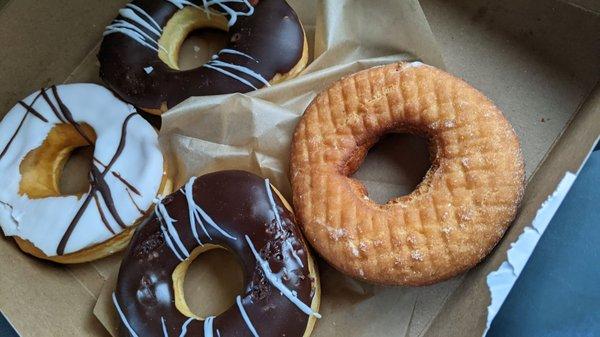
[98,0,308,114]
[113,171,321,337]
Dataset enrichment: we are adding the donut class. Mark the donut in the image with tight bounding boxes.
[113,170,321,337]
[98,0,308,114]
[0,84,172,264]
[289,62,525,286]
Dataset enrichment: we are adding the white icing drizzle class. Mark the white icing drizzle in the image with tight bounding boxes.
[209,0,254,27]
[236,295,260,337]
[161,316,169,337]
[264,179,304,268]
[203,64,259,90]
[105,2,167,52]
[205,60,270,87]
[166,0,254,27]
[183,179,210,244]
[203,316,215,337]
[154,202,190,258]
[119,6,162,36]
[126,4,163,33]
[218,48,258,62]
[164,0,202,10]
[182,177,237,241]
[245,235,321,318]
[285,240,304,268]
[179,317,194,337]
[160,223,185,261]
[264,179,283,231]
[113,292,140,337]
[104,19,164,52]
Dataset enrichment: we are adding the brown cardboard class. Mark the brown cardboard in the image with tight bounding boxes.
[0,1,598,337]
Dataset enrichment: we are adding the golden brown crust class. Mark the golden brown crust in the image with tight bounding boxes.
[289,62,525,286]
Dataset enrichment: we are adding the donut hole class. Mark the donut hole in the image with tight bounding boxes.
[173,245,244,319]
[178,28,229,71]
[350,133,431,204]
[158,6,229,71]
[19,123,96,199]
[60,145,94,196]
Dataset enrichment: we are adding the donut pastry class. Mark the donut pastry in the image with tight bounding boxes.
[114,171,320,337]
[290,62,525,286]
[0,84,171,263]
[98,0,308,114]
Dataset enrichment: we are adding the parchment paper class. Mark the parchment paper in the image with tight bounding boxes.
[95,0,454,336]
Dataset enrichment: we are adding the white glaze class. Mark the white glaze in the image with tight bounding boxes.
[245,235,321,318]
[0,84,164,256]
[113,292,140,337]
[236,295,260,337]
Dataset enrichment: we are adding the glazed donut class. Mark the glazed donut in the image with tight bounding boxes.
[0,84,171,264]
[113,171,320,337]
[290,62,525,286]
[98,0,308,114]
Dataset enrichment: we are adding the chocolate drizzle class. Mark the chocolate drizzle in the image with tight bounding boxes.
[112,171,141,196]
[56,113,137,255]
[98,0,305,110]
[115,171,319,337]
[0,93,47,161]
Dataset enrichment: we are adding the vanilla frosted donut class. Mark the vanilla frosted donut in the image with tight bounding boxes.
[0,84,170,263]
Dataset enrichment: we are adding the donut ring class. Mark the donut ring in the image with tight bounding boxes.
[0,84,171,263]
[290,62,525,286]
[114,171,320,337]
[98,0,308,114]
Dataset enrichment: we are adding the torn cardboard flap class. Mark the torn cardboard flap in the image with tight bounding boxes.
[1,0,599,337]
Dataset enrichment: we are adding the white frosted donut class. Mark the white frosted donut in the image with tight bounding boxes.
[0,83,166,259]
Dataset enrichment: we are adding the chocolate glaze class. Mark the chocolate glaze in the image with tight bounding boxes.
[98,0,305,110]
[114,171,318,337]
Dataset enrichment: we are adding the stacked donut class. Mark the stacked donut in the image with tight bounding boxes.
[0,1,525,336]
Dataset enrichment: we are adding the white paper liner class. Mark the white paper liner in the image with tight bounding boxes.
[483,172,578,336]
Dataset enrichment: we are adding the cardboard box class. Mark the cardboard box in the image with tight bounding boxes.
[0,0,598,336]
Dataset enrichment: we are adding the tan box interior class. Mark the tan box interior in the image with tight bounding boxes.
[0,0,598,336]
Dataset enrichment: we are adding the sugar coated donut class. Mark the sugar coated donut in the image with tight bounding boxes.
[98,0,308,114]
[290,62,525,286]
[0,84,171,263]
[114,171,320,337]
